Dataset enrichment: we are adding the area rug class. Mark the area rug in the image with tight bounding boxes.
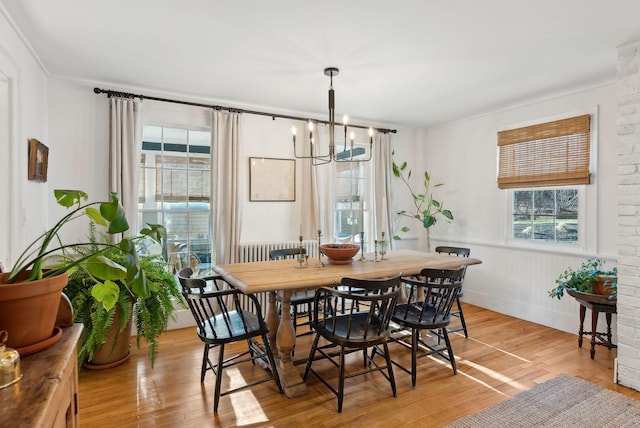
[446,374,640,427]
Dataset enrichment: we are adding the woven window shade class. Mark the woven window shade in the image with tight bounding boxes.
[497,114,591,189]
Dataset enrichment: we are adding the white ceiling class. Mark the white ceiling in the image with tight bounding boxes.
[3,0,640,128]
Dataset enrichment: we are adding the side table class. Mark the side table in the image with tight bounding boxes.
[0,323,83,427]
[567,289,617,359]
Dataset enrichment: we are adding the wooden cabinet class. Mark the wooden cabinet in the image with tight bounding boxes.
[0,324,82,427]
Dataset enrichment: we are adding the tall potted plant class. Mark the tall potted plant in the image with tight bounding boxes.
[0,189,164,355]
[392,153,454,251]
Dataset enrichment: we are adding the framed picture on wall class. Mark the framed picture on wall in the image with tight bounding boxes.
[28,138,49,182]
[249,157,295,202]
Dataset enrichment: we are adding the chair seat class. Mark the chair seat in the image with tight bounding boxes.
[316,313,387,348]
[393,303,451,330]
[198,311,266,343]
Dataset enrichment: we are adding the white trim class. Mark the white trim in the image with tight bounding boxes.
[0,47,21,266]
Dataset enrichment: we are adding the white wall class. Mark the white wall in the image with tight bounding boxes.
[616,39,640,391]
[414,83,619,334]
[0,7,49,266]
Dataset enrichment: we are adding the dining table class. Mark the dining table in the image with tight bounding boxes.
[212,249,482,397]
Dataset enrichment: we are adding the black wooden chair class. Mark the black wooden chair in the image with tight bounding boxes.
[303,274,402,412]
[177,270,283,412]
[435,246,471,337]
[269,248,315,336]
[390,267,465,387]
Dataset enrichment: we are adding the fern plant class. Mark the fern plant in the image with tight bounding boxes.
[64,225,184,367]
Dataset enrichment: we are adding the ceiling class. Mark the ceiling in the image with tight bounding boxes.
[3,0,640,128]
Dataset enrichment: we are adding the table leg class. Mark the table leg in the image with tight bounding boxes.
[606,312,613,345]
[275,289,307,397]
[590,308,598,359]
[578,304,586,348]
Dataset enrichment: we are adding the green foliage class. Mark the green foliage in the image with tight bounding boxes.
[7,189,166,293]
[391,152,453,240]
[6,188,179,367]
[548,258,617,299]
[65,242,184,368]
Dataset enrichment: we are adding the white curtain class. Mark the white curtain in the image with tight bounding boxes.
[373,132,393,250]
[109,96,142,238]
[211,110,242,264]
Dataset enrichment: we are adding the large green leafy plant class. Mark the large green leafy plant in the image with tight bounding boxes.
[392,153,453,249]
[7,189,165,293]
[5,189,178,366]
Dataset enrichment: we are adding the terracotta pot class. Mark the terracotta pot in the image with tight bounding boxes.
[0,271,68,349]
[84,305,132,369]
[593,275,617,296]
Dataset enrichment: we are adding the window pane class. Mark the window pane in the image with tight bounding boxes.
[511,188,578,243]
[555,189,578,242]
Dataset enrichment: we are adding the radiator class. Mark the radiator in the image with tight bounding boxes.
[236,240,317,311]
[237,240,318,263]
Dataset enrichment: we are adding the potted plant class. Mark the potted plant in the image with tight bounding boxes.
[391,152,454,251]
[0,189,164,355]
[548,258,617,300]
[64,228,184,368]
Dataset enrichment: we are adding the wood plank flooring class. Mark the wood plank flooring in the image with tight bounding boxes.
[78,304,640,427]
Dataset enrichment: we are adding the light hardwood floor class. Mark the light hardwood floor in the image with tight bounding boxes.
[78,303,640,427]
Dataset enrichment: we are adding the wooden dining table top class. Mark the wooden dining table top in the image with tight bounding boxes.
[212,249,482,294]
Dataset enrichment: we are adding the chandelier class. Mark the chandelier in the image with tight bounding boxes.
[292,67,374,165]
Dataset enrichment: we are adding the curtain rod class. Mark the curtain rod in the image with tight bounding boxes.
[93,87,397,134]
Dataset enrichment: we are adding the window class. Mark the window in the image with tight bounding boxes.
[512,188,579,243]
[499,114,591,245]
[138,126,212,268]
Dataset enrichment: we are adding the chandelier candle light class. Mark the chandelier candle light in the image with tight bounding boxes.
[292,67,375,165]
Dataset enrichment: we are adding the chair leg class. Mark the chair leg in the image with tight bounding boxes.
[213,343,225,413]
[292,304,298,332]
[456,297,468,338]
[411,328,418,388]
[262,333,284,394]
[441,328,457,375]
[382,341,397,397]
[303,333,321,380]
[201,343,210,382]
[338,346,346,413]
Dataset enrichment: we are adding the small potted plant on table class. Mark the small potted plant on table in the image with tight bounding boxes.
[549,258,617,301]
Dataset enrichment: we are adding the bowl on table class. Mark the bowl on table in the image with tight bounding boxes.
[319,244,360,264]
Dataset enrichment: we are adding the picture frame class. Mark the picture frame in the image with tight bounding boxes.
[249,157,295,202]
[28,138,49,182]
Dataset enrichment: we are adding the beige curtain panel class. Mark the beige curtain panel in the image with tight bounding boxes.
[497,114,591,189]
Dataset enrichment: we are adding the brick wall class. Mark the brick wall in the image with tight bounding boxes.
[617,39,640,391]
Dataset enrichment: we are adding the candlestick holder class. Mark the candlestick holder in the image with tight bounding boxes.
[372,239,379,262]
[295,235,307,269]
[358,231,367,261]
[314,229,325,268]
[379,231,387,260]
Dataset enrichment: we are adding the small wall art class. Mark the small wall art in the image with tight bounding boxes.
[28,138,49,182]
